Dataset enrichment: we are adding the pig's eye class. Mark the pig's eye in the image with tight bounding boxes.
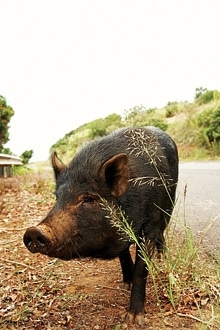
[82,196,95,204]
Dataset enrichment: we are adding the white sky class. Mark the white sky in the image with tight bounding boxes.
[1,0,220,161]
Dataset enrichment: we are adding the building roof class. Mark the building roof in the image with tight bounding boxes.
[0,154,23,165]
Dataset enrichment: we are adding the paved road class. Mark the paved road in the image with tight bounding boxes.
[175,161,220,259]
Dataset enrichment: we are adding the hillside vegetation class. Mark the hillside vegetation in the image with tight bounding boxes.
[50,88,220,163]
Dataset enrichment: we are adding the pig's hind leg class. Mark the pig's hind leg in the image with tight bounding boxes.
[155,206,173,258]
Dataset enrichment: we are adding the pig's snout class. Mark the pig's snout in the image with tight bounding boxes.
[23,226,52,254]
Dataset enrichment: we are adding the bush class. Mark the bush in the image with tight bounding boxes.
[196,89,214,105]
[143,118,168,131]
[165,102,179,118]
[20,150,33,165]
[194,87,207,99]
[197,106,220,155]
[103,113,122,128]
[124,105,147,121]
[88,119,107,139]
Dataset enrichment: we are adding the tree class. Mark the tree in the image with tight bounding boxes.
[195,87,207,99]
[0,95,15,152]
[20,150,33,165]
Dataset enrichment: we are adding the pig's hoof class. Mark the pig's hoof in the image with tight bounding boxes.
[127,311,145,326]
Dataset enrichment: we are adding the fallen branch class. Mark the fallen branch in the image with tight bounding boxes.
[0,257,34,270]
[177,312,218,330]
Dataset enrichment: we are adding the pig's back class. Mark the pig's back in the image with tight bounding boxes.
[69,126,178,184]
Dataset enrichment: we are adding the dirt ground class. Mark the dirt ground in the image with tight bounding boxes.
[0,172,219,329]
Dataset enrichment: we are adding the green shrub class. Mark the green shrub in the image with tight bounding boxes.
[196,89,214,105]
[124,105,147,121]
[165,102,179,118]
[103,113,122,127]
[88,119,107,139]
[144,118,168,131]
[197,106,220,155]
[20,150,33,165]
[194,87,207,99]
[214,90,220,100]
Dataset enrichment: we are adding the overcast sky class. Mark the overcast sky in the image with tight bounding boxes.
[1,0,220,161]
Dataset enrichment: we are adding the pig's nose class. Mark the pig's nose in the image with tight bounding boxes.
[23,226,51,254]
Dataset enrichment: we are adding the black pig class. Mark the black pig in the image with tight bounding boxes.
[23,127,178,324]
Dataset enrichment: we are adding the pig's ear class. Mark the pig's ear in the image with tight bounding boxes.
[51,151,67,179]
[99,153,130,197]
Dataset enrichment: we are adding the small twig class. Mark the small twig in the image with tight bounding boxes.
[0,257,34,270]
[164,317,174,328]
[0,227,28,232]
[207,282,220,298]
[177,312,218,329]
